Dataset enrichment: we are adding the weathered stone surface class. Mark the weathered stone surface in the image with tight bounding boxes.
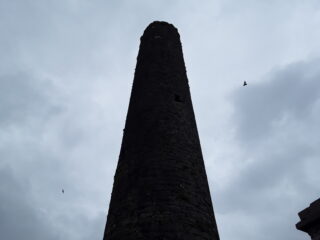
[103,21,220,240]
[296,198,320,240]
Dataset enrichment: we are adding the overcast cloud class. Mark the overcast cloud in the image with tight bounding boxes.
[1,0,319,239]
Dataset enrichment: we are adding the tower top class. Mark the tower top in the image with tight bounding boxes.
[141,21,180,41]
[146,21,178,31]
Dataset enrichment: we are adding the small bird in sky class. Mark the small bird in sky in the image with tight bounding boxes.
[243,81,247,86]
[62,189,64,194]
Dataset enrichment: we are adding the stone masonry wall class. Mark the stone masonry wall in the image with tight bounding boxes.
[103,21,220,240]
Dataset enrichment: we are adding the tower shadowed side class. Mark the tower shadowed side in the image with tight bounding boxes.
[103,21,220,240]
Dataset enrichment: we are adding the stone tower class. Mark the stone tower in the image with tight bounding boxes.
[103,21,220,240]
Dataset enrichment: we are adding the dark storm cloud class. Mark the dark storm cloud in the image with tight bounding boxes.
[0,72,61,127]
[0,72,64,239]
[0,166,59,240]
[0,70,106,239]
[213,58,320,240]
[0,166,105,240]
[233,59,320,143]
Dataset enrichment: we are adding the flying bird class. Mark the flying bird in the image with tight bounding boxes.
[243,81,247,86]
[62,189,64,194]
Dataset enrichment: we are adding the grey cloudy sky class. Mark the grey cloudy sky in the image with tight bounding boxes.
[1,0,319,239]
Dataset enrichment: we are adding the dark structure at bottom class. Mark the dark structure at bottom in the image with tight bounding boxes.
[103,21,220,240]
[296,198,320,240]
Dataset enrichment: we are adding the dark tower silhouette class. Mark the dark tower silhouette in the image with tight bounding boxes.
[103,21,220,240]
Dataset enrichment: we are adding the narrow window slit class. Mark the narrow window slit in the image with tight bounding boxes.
[174,94,184,103]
